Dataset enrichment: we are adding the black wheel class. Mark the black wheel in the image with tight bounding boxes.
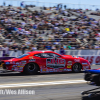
[23,63,38,75]
[84,73,91,81]
[81,91,85,95]
[88,93,96,98]
[72,63,81,73]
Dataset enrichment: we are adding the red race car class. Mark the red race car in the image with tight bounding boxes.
[0,51,91,74]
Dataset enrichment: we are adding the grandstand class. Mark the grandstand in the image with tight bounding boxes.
[0,3,100,51]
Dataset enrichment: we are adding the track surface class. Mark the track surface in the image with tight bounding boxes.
[0,65,100,100]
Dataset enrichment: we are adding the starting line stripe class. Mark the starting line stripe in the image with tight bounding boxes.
[0,80,86,88]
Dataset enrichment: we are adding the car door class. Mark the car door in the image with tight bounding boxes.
[40,53,66,72]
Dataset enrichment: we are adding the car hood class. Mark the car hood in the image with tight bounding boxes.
[62,55,85,59]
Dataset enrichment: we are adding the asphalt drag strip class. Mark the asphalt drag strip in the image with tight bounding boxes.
[0,79,86,89]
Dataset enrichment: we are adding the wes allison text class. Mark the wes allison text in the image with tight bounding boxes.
[0,89,35,95]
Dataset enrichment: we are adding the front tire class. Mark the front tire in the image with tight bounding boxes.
[24,63,38,75]
[84,73,91,81]
[72,63,81,73]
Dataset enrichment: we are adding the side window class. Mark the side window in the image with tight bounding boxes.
[41,53,61,58]
[41,53,51,58]
[52,54,61,58]
[34,54,41,57]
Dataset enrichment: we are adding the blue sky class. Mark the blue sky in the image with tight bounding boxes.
[1,0,100,9]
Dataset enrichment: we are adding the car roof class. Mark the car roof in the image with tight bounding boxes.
[27,50,56,55]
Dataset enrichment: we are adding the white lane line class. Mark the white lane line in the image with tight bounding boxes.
[0,80,86,88]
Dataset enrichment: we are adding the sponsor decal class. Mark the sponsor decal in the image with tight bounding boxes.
[18,67,23,71]
[14,67,18,71]
[46,69,49,72]
[21,62,26,65]
[83,66,89,69]
[46,58,66,68]
[29,59,35,62]
[68,61,72,64]
[82,63,88,65]
[29,56,33,59]
[74,59,80,62]
[18,67,23,70]
[67,69,72,71]
[49,69,54,72]
[16,62,20,65]
[5,62,10,64]
[40,69,42,72]
[12,65,17,67]
[67,65,71,68]
[40,68,49,72]
[53,69,58,72]
[59,69,64,71]
[20,64,25,66]
[10,61,15,64]
[64,69,67,71]
[11,68,14,70]
[42,69,46,71]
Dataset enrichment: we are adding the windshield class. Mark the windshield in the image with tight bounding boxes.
[17,54,29,58]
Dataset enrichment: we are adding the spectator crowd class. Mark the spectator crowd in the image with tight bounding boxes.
[0,3,100,56]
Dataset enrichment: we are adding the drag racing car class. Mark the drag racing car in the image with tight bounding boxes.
[0,51,91,74]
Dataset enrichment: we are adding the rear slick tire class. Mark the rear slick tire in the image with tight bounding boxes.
[24,63,38,75]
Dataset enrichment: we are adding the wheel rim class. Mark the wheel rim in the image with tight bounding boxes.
[28,63,35,71]
[73,64,79,72]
